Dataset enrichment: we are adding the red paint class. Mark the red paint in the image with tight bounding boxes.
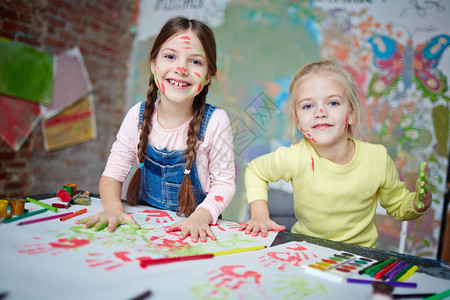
[319,108,323,114]
[148,237,191,251]
[344,115,348,131]
[209,265,262,291]
[210,223,226,231]
[161,82,165,94]
[114,251,133,262]
[261,251,306,270]
[194,72,201,78]
[286,243,307,251]
[311,157,314,172]
[180,36,191,40]
[182,47,191,49]
[177,67,186,73]
[322,258,338,264]
[214,195,224,202]
[197,83,203,92]
[140,210,175,222]
[49,238,90,249]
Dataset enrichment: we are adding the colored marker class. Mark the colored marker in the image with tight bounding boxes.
[347,278,417,288]
[18,212,73,225]
[359,259,385,275]
[26,197,58,212]
[374,261,399,280]
[365,258,395,276]
[2,208,47,224]
[391,263,413,281]
[397,265,418,282]
[211,245,266,256]
[424,289,450,300]
[139,253,214,268]
[60,208,87,221]
[392,293,435,299]
[383,261,407,281]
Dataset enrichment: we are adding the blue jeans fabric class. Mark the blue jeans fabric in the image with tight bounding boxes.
[138,101,217,210]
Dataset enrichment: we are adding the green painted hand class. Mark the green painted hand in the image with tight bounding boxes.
[416,162,428,210]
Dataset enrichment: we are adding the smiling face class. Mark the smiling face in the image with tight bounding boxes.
[294,74,355,146]
[151,30,210,105]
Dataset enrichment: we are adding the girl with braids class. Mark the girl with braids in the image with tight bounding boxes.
[78,16,235,243]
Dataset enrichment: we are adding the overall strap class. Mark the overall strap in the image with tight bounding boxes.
[198,103,218,141]
[138,101,145,130]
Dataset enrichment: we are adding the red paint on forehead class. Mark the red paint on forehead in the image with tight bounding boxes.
[183,41,190,44]
[180,36,191,40]
[182,47,191,49]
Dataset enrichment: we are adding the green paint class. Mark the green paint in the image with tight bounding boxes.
[191,282,233,300]
[118,222,141,230]
[272,275,327,299]
[0,37,54,105]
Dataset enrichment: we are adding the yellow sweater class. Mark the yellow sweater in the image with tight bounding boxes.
[245,139,424,247]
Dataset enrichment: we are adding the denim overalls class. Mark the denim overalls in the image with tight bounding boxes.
[138,101,218,210]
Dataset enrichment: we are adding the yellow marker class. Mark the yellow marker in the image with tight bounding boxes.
[211,245,265,256]
[398,265,418,282]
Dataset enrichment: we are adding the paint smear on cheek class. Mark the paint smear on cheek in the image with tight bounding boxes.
[194,72,201,78]
[197,83,203,92]
[344,115,348,131]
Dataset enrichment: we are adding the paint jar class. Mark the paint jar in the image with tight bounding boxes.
[63,185,75,197]
[370,282,393,300]
[66,184,77,195]
[0,199,9,217]
[10,198,25,216]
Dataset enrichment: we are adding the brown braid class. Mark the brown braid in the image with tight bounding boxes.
[126,74,158,206]
[177,86,209,216]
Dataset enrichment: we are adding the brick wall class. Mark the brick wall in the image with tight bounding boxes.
[0,0,137,197]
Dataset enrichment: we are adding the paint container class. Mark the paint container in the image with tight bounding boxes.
[303,251,378,282]
[65,184,77,195]
[0,199,9,217]
[10,198,25,216]
[63,185,75,197]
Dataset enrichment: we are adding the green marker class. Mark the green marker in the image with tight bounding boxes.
[26,197,58,212]
[2,208,47,224]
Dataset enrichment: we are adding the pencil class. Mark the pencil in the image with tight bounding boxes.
[26,197,58,213]
[18,212,73,225]
[211,245,266,256]
[2,208,47,224]
[139,253,214,268]
[60,208,87,221]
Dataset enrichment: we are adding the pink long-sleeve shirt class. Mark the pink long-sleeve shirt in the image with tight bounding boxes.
[102,100,236,223]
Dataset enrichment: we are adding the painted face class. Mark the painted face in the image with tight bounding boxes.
[294,74,354,146]
[151,30,210,104]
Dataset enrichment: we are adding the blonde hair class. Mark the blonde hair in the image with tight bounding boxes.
[287,60,361,142]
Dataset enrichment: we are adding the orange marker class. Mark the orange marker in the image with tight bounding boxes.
[60,208,87,221]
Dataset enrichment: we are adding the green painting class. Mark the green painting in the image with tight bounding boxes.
[0,37,54,105]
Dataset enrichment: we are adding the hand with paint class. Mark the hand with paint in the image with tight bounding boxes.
[240,200,286,238]
[76,208,140,232]
[165,208,216,243]
[413,162,432,213]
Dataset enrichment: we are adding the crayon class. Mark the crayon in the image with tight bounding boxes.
[2,208,47,224]
[397,265,418,282]
[18,212,72,225]
[139,253,214,268]
[347,278,417,288]
[60,208,87,221]
[26,197,58,213]
[211,245,266,256]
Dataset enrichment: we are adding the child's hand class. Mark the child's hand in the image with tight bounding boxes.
[239,217,286,238]
[414,162,432,213]
[76,208,140,232]
[165,208,216,243]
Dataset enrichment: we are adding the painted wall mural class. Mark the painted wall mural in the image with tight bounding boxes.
[130,0,450,258]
